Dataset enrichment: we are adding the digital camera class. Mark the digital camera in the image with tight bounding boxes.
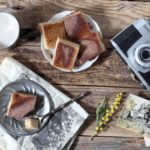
[110,18,150,91]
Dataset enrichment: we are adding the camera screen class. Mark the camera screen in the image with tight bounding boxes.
[113,25,142,56]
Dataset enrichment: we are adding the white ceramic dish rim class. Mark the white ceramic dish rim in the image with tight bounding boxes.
[0,12,20,50]
[41,10,102,72]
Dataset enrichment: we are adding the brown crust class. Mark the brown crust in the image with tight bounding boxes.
[39,20,66,49]
[78,32,106,64]
[64,11,92,41]
[6,93,37,120]
[52,38,79,71]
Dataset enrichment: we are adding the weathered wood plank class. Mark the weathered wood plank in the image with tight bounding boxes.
[71,136,148,150]
[0,48,142,88]
[127,0,150,1]
[79,117,141,137]
[0,1,149,88]
[0,1,150,150]
[4,0,150,39]
[57,85,149,137]
[0,0,6,8]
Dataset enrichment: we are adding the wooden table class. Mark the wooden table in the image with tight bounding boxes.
[0,0,150,149]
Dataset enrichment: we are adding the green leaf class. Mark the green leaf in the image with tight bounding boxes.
[96,97,109,123]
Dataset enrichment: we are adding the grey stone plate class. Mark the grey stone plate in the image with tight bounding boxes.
[0,79,52,136]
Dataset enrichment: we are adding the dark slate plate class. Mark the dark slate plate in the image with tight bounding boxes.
[0,79,52,136]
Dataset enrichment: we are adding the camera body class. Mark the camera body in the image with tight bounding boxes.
[110,18,150,91]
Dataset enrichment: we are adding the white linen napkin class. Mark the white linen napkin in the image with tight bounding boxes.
[0,57,89,150]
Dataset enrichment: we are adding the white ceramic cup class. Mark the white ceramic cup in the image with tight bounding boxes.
[0,12,20,50]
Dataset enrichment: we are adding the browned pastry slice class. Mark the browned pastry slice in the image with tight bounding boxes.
[39,20,66,50]
[78,32,106,65]
[52,37,80,71]
[64,11,92,41]
[6,93,37,120]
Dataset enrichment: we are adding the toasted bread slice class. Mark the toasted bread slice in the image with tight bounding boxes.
[78,32,106,65]
[52,37,79,71]
[64,11,92,41]
[39,20,66,50]
[6,93,37,120]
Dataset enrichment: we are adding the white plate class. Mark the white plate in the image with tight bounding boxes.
[41,11,102,72]
[0,12,20,50]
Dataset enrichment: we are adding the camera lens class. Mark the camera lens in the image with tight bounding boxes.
[135,44,150,68]
[140,48,150,61]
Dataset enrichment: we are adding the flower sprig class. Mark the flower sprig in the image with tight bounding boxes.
[90,93,123,141]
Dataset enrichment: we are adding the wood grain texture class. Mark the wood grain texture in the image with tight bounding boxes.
[56,85,149,137]
[71,136,148,150]
[0,0,149,89]
[0,0,150,150]
[0,47,142,88]
[4,0,150,39]
[0,0,6,8]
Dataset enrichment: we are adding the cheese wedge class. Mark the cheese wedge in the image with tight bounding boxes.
[25,118,39,130]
